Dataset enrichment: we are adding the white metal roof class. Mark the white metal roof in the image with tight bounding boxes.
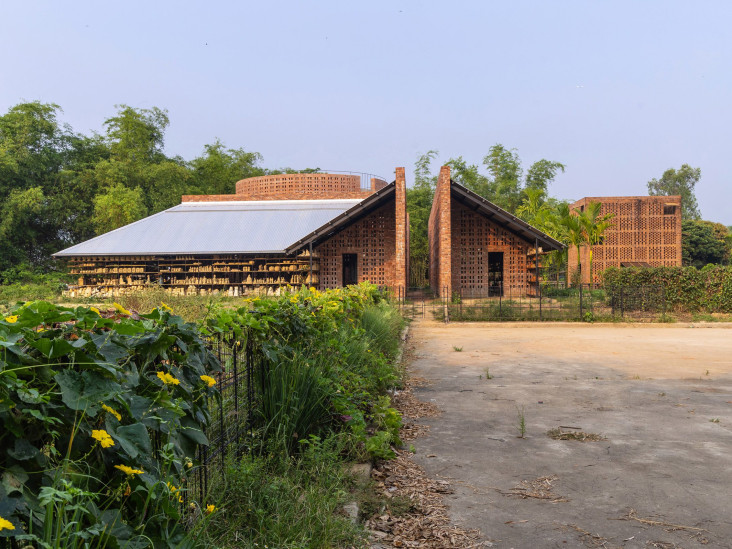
[53,199,362,256]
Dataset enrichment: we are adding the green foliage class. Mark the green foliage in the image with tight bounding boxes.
[202,436,364,548]
[92,183,148,234]
[682,219,729,267]
[257,354,331,455]
[647,163,702,220]
[603,265,732,313]
[0,301,222,546]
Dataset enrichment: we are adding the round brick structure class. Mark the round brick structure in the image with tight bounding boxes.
[234,173,387,200]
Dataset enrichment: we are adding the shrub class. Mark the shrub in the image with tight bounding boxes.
[0,301,221,546]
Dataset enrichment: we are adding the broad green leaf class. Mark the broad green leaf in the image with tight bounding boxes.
[55,370,121,414]
[113,423,152,459]
[7,439,39,461]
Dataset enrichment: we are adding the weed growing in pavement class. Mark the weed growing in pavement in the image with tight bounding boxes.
[516,405,526,438]
[453,345,463,352]
[485,367,493,379]
[710,418,720,423]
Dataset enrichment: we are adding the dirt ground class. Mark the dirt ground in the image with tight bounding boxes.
[406,320,732,548]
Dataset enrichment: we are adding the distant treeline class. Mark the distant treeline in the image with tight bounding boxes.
[0,101,729,285]
[0,102,313,279]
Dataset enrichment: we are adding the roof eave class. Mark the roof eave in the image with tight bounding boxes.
[285,183,396,254]
[450,182,565,251]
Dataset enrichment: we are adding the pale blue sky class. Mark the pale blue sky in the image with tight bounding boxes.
[2,1,730,223]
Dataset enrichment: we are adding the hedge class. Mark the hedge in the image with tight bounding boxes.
[603,265,732,313]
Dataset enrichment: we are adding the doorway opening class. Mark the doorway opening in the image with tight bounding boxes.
[342,254,358,287]
[488,252,504,296]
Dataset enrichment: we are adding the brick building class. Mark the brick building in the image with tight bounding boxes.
[567,195,682,285]
[428,166,564,298]
[55,171,408,297]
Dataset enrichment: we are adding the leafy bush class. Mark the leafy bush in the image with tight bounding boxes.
[0,301,221,547]
[603,265,732,313]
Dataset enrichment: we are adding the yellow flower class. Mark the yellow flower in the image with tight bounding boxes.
[206,504,216,514]
[101,404,122,421]
[160,302,173,312]
[167,482,179,493]
[114,464,144,476]
[4,315,18,323]
[113,302,132,316]
[157,371,180,386]
[178,494,184,503]
[0,516,15,531]
[90,307,101,315]
[200,375,216,388]
[185,458,193,469]
[91,429,115,448]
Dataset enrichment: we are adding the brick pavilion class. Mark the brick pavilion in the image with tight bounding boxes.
[428,166,565,298]
[55,171,409,298]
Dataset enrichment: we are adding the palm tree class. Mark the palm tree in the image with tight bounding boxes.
[579,202,615,286]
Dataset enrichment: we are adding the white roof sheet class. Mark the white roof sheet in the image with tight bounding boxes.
[54,199,362,256]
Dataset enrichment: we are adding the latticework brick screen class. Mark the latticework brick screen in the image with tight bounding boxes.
[234,173,387,199]
[568,196,682,284]
[451,201,531,294]
[316,202,396,288]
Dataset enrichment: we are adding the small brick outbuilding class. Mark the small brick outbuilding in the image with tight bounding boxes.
[428,166,564,298]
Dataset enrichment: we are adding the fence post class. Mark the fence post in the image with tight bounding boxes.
[579,284,583,319]
[620,286,624,318]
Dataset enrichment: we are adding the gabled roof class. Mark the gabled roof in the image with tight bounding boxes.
[53,199,363,257]
[450,181,565,251]
[285,182,396,253]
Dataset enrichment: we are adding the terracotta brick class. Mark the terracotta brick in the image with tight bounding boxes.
[428,166,452,297]
[567,196,682,284]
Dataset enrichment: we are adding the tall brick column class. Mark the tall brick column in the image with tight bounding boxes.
[436,166,452,297]
[428,166,452,298]
[394,167,407,300]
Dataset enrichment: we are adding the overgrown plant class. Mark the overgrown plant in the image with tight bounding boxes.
[0,301,221,546]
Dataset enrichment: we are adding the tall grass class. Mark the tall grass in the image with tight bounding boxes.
[257,354,332,455]
[360,302,404,357]
[202,435,365,548]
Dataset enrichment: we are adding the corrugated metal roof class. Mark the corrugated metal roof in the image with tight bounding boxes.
[53,199,362,256]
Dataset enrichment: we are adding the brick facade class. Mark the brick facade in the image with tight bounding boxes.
[568,196,682,284]
[428,166,452,296]
[315,169,408,294]
[235,173,387,200]
[428,166,552,297]
[451,200,531,294]
[316,201,396,289]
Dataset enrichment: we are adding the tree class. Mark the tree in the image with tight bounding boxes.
[92,184,148,234]
[579,202,615,283]
[682,220,728,267]
[188,140,264,195]
[406,151,438,285]
[647,164,701,220]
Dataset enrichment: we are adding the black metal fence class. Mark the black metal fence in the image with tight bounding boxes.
[190,330,268,503]
[394,283,666,322]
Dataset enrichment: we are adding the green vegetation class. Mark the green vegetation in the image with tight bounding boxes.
[603,265,732,313]
[1,283,407,548]
[647,163,702,220]
[0,101,316,280]
[0,301,221,547]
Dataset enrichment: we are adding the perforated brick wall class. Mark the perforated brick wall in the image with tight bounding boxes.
[568,196,682,284]
[234,173,387,200]
[451,201,531,294]
[316,201,396,288]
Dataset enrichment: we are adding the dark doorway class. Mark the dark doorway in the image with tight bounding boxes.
[342,254,358,287]
[488,252,504,296]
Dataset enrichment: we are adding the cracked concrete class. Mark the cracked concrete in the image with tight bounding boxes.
[407,321,732,548]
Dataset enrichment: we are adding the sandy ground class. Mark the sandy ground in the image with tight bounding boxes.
[407,320,732,548]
